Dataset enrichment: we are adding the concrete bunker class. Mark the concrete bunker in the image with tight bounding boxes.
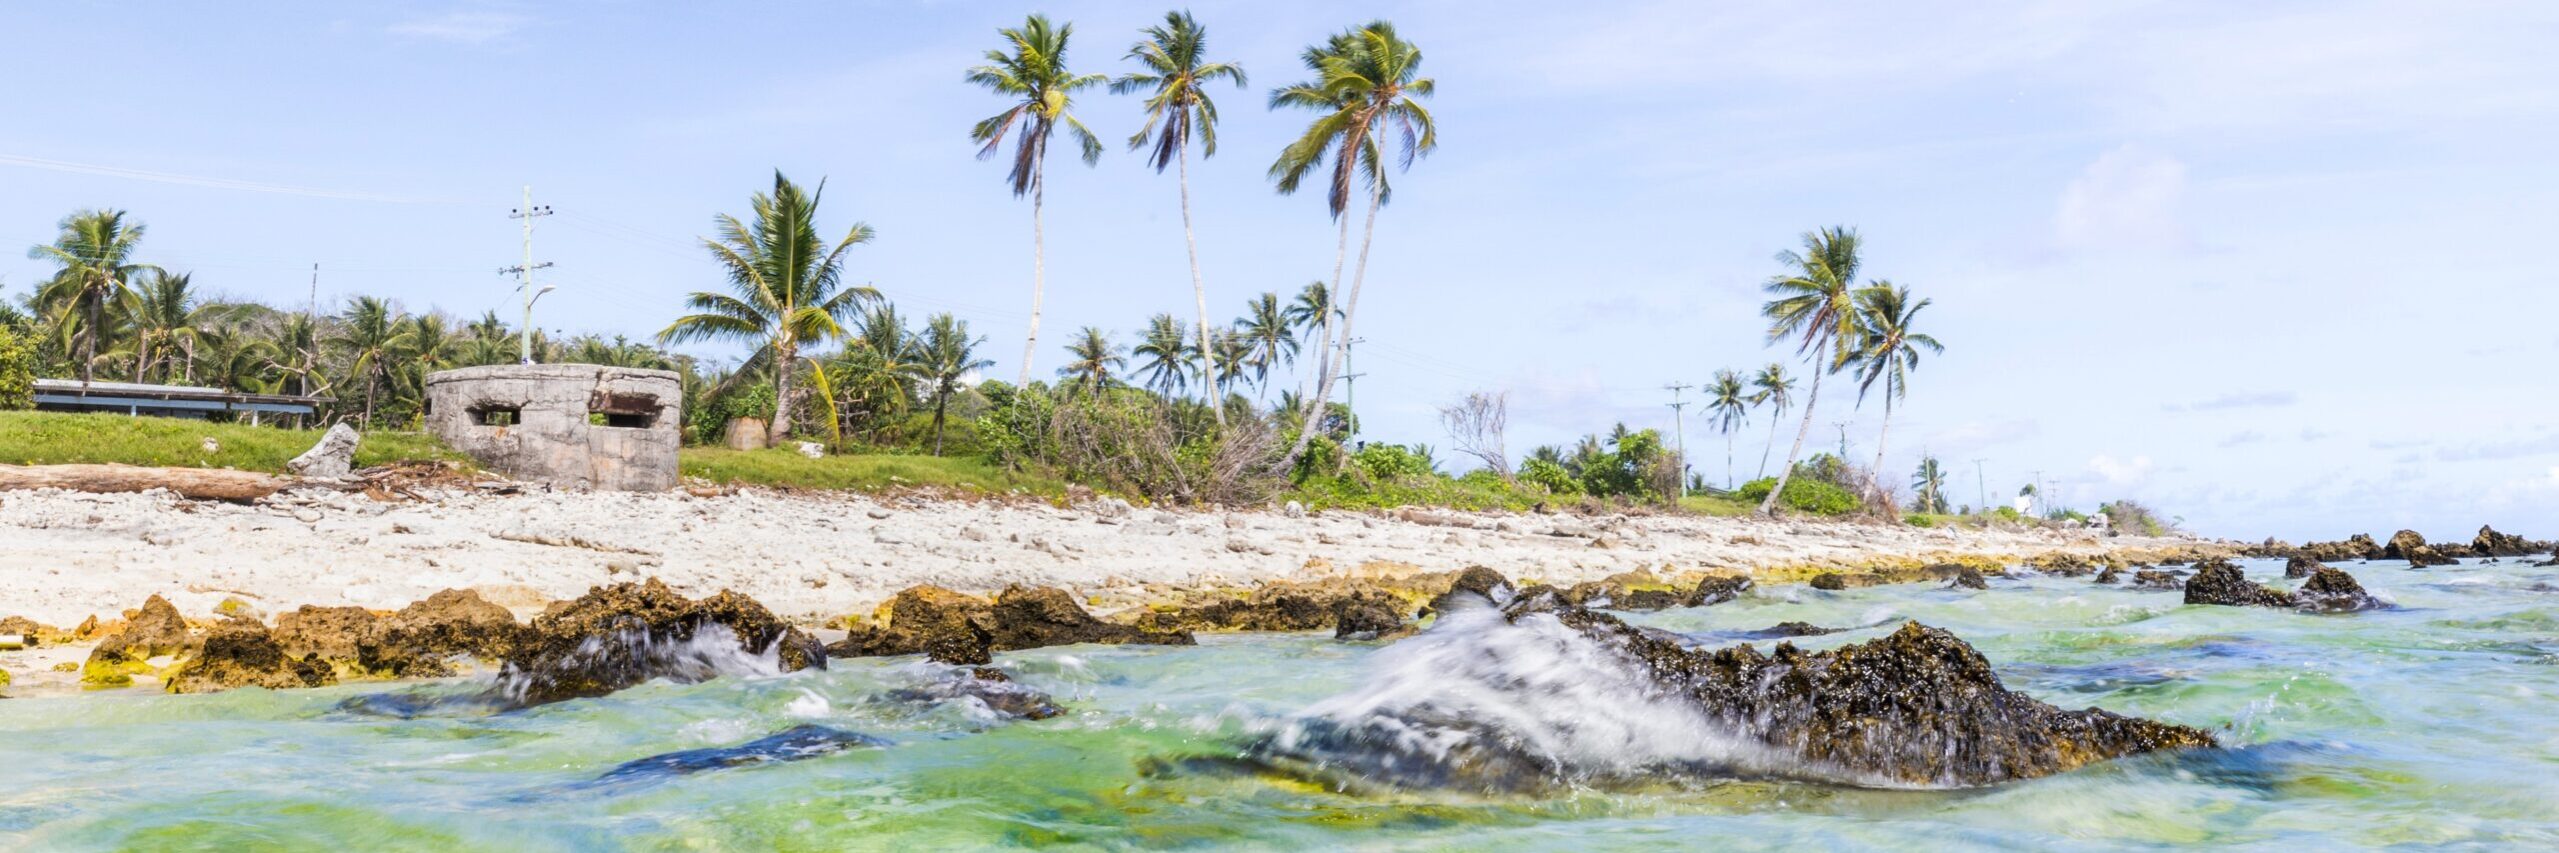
[424,364,681,491]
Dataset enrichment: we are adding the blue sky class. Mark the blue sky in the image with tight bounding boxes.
[4,1,2554,541]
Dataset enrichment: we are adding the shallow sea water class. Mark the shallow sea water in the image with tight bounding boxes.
[4,557,2556,850]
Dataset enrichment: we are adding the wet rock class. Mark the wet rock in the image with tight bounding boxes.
[1129,580,1410,637]
[1750,621,1838,638]
[2295,567,2388,612]
[1432,566,1513,609]
[583,724,888,789]
[880,666,1063,721]
[2472,525,2536,558]
[831,585,996,666]
[1332,596,1408,641]
[2130,569,2184,591]
[81,594,197,686]
[1947,566,1989,590]
[496,579,825,706]
[2298,533,2383,563]
[2182,560,2297,608]
[1560,577,1683,612]
[285,423,361,478]
[985,586,1194,653]
[2283,555,2328,579]
[2093,566,2122,585]
[166,620,336,694]
[1686,575,1753,607]
[271,605,382,663]
[2382,530,2457,567]
[1808,573,1847,591]
[2025,552,2108,577]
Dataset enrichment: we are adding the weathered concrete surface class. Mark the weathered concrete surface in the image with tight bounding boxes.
[424,364,680,492]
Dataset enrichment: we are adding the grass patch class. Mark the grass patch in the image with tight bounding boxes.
[679,448,1069,498]
[0,410,459,472]
[1677,493,1759,517]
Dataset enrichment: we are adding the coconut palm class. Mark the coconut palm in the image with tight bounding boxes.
[1132,312,1193,397]
[330,297,413,426]
[1115,10,1246,420]
[1058,325,1123,396]
[1911,455,1950,514]
[1753,226,1867,516]
[127,270,203,383]
[915,313,992,456]
[1236,291,1297,396]
[29,209,157,383]
[659,171,877,443]
[1282,280,1336,371]
[1749,363,1795,479]
[1848,282,1944,486]
[1269,22,1437,469]
[1209,325,1250,397]
[969,14,1106,387]
[829,304,922,441]
[1705,369,1749,489]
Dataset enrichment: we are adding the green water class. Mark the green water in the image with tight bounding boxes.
[6,557,2557,850]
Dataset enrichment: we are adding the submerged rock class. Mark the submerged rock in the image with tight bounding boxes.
[1947,566,1989,590]
[879,666,1063,721]
[165,621,335,694]
[1686,575,1753,607]
[1749,621,1839,638]
[2130,569,2185,591]
[495,579,824,706]
[2183,560,2296,608]
[2284,555,2328,579]
[2295,567,2388,612]
[582,724,887,788]
[1245,590,2215,792]
[2093,566,2122,585]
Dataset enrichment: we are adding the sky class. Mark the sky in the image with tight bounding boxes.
[3,1,2555,542]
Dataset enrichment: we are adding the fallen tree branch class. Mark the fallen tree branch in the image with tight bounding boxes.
[0,464,299,503]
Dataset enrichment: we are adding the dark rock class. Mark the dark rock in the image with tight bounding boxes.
[986,586,1195,652]
[2025,552,2108,577]
[879,666,1063,720]
[2182,560,2297,608]
[495,579,825,706]
[2093,566,2122,585]
[1332,596,1408,641]
[2295,567,2388,612]
[1561,580,1682,611]
[271,605,382,663]
[1428,566,1514,614]
[1129,579,1410,638]
[1752,621,1837,638]
[371,589,529,677]
[1947,567,1989,590]
[1686,574,1753,606]
[585,724,888,788]
[2130,569,2184,591]
[830,585,996,665]
[166,621,336,694]
[2283,555,2328,579]
[2382,530,2457,567]
[2473,525,2535,558]
[2298,534,2383,563]
[1809,573,1847,591]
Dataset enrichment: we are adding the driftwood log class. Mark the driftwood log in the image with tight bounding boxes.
[0,464,299,502]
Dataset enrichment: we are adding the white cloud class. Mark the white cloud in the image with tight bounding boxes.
[2055,143,2188,251]
[387,12,528,45]
[2088,453,2154,486]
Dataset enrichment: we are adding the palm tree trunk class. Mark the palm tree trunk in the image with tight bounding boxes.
[1757,368,1823,517]
[1726,431,1736,490]
[80,295,101,384]
[1332,175,1388,420]
[134,333,152,383]
[1870,397,1896,502]
[1179,146,1223,424]
[1758,410,1783,478]
[1017,152,1049,388]
[933,394,949,456]
[1277,193,1359,472]
[770,339,797,444]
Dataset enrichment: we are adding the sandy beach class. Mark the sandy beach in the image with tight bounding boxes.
[0,484,2217,629]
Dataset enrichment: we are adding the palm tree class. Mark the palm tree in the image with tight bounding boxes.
[1755,226,1866,516]
[1058,325,1123,396]
[1236,291,1297,396]
[29,209,157,384]
[1282,280,1335,392]
[396,314,462,411]
[128,270,201,383]
[330,297,413,426]
[659,171,877,444]
[1705,369,1749,489]
[1209,325,1250,398]
[1911,455,1950,514]
[1132,312,1193,397]
[915,313,992,456]
[462,311,514,366]
[1848,282,1944,487]
[1749,362,1795,479]
[1269,22,1437,469]
[830,304,922,441]
[969,14,1106,387]
[269,312,326,400]
[1116,10,1246,420]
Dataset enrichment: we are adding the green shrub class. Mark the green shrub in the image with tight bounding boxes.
[1904,513,1936,527]
[1518,457,1581,496]
[0,328,30,411]
[1351,443,1434,481]
[1736,476,1858,516]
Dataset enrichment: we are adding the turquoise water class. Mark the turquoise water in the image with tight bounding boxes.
[5,557,2557,850]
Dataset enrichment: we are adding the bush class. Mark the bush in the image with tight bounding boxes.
[979,382,1280,505]
[1518,458,1581,496]
[691,381,776,445]
[1905,513,1936,527]
[1736,476,1858,516]
[1351,443,1434,481]
[0,328,31,411]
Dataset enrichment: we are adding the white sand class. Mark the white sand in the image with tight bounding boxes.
[0,485,2203,628]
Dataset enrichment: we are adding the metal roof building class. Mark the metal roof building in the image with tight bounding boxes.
[31,379,329,422]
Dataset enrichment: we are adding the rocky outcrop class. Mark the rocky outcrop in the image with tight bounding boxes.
[831,584,1194,666]
[1129,579,1412,639]
[81,594,197,686]
[1947,566,1989,590]
[368,590,530,676]
[2283,555,2327,579]
[2183,560,2295,607]
[2298,534,2383,563]
[2382,530,2458,567]
[1809,573,1847,591]
[165,620,335,694]
[2130,569,2184,591]
[1428,566,1516,613]
[496,579,825,706]
[1561,578,1684,612]
[2472,526,2538,558]
[270,605,381,662]
[1687,575,1753,606]
[2295,567,2388,612]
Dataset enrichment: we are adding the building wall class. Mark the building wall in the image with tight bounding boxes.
[423,364,681,491]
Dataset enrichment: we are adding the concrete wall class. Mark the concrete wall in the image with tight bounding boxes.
[423,364,682,491]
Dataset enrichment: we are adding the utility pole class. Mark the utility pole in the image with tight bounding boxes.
[1339,336,1366,435]
[307,263,319,323]
[499,186,555,364]
[1663,382,1692,497]
[2030,469,2048,516]
[1971,458,1988,512]
[1833,421,1852,460]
